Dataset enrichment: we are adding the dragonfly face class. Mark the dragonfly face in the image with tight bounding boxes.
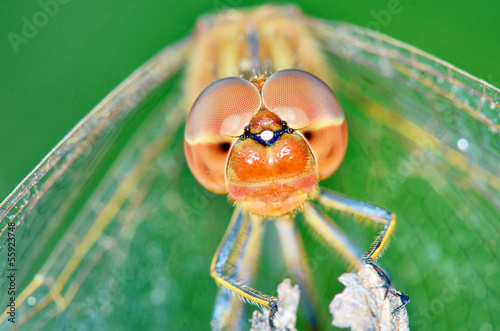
[185,69,348,216]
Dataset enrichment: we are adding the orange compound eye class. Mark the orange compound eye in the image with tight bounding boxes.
[185,77,262,194]
[261,69,348,180]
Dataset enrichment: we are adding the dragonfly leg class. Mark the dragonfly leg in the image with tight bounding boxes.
[314,189,410,307]
[210,208,282,330]
[211,209,266,331]
[317,188,397,263]
[392,290,411,313]
[371,263,410,313]
[275,215,320,331]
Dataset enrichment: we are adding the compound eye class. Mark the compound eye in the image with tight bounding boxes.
[185,77,262,193]
[262,69,348,179]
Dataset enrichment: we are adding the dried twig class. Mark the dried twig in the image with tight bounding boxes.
[250,264,409,331]
[250,279,300,331]
[330,264,409,331]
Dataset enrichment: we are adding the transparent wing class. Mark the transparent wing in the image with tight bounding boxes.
[309,20,500,330]
[0,38,194,329]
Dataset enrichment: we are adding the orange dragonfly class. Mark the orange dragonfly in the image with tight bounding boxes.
[1,5,499,331]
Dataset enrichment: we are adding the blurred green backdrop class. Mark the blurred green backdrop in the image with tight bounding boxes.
[0,0,499,199]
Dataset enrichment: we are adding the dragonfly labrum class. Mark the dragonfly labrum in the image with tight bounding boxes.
[1,5,499,330]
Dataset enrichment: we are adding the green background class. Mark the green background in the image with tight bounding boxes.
[0,0,499,199]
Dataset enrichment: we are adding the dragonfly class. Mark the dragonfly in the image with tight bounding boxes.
[1,4,499,330]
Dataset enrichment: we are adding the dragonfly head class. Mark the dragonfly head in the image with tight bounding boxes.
[184,69,348,217]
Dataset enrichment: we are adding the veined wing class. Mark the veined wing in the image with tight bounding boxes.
[309,19,500,330]
[0,38,192,329]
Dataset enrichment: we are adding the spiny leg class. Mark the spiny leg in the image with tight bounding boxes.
[315,188,409,310]
[210,208,282,330]
[212,208,251,331]
[275,215,320,331]
[302,200,390,295]
[212,209,266,331]
[317,188,396,263]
